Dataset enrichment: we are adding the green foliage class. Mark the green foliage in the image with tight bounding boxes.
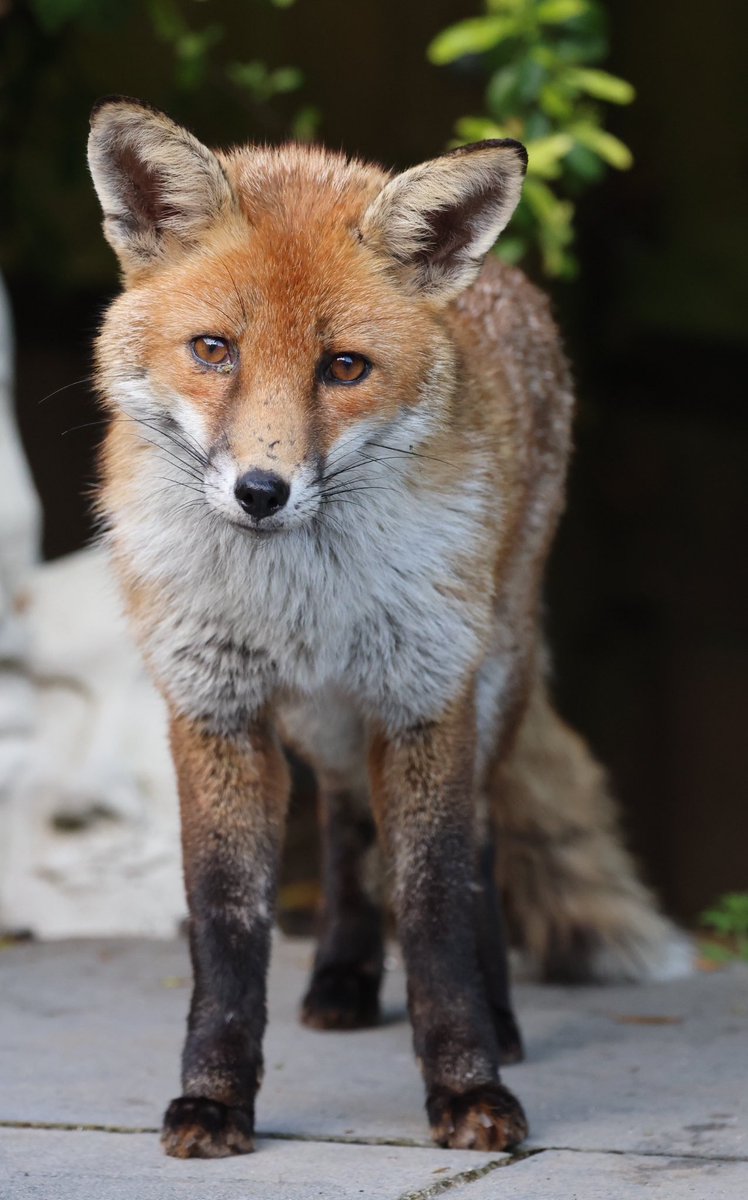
[427,0,635,278]
[699,893,748,964]
[1,0,317,284]
[25,0,317,130]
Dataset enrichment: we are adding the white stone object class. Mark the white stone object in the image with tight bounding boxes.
[0,274,185,938]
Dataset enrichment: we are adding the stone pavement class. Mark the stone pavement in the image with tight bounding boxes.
[0,936,746,1198]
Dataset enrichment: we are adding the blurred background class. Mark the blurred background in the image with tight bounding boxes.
[0,0,746,932]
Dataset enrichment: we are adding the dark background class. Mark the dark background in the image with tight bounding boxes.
[2,0,746,922]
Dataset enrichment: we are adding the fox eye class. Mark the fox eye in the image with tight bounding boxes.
[321,352,371,385]
[191,336,235,370]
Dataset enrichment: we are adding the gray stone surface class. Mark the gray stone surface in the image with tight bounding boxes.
[2,937,747,1157]
[1,937,747,1199]
[0,1129,502,1200]
[447,1151,748,1199]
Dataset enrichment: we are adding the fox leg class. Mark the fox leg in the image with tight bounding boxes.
[301,784,384,1029]
[474,800,524,1064]
[161,712,289,1159]
[279,695,385,1030]
[369,692,527,1153]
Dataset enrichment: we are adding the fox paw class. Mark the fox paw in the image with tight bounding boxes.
[301,964,381,1030]
[161,1096,254,1158]
[428,1083,528,1152]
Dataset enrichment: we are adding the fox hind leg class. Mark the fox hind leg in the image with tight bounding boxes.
[301,782,384,1030]
[279,694,385,1031]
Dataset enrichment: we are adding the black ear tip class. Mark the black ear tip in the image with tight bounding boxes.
[499,138,529,173]
[445,138,528,175]
[90,95,162,126]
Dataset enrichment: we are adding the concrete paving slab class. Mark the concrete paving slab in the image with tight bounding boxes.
[447,1150,748,1199]
[1,937,746,1159]
[0,1128,502,1200]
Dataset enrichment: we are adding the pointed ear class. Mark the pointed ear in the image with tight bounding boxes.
[360,139,527,303]
[87,96,234,271]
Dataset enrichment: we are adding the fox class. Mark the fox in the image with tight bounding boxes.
[87,96,691,1159]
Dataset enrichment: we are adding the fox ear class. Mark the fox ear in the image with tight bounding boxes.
[87,96,233,270]
[360,140,527,303]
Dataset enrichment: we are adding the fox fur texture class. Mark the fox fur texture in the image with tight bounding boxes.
[87,97,691,1160]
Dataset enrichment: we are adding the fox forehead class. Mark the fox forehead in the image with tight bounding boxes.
[116,143,437,350]
[219,141,389,231]
[101,147,444,452]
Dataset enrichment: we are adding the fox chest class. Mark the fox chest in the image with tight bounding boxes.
[142,526,488,733]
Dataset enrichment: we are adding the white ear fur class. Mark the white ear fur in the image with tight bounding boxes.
[360,139,527,302]
[87,96,233,269]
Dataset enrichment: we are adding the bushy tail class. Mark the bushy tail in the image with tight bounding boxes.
[493,673,693,983]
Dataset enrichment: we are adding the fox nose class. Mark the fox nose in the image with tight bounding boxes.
[234,469,290,521]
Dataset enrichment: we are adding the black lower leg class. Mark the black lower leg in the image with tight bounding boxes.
[370,713,528,1153]
[302,787,384,1030]
[475,832,524,1064]
[161,715,287,1159]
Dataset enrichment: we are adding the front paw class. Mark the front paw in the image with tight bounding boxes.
[427,1083,528,1152]
[161,1096,254,1158]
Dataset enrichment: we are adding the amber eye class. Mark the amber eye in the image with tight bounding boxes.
[191,336,235,369]
[321,352,371,385]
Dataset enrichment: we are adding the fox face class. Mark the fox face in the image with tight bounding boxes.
[90,98,527,536]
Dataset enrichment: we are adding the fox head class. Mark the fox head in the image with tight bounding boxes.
[89,97,526,534]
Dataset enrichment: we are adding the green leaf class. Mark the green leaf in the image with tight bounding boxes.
[564,67,635,104]
[29,0,113,33]
[516,58,547,103]
[701,893,748,936]
[523,110,551,141]
[269,66,303,94]
[699,941,734,963]
[427,16,519,65]
[486,66,520,116]
[571,122,633,169]
[523,176,572,225]
[539,82,574,122]
[227,60,269,98]
[148,0,187,43]
[495,235,527,264]
[537,0,586,24]
[453,116,509,144]
[291,105,320,142]
[522,177,575,276]
[564,142,606,183]
[526,133,574,178]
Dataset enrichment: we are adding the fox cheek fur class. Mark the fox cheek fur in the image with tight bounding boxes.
[88,97,691,1161]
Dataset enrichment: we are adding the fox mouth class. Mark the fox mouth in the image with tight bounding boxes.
[225,517,289,537]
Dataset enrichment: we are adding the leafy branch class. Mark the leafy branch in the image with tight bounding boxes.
[428,0,635,278]
[700,892,748,964]
[27,0,319,139]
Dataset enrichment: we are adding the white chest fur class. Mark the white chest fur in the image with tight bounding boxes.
[112,447,495,734]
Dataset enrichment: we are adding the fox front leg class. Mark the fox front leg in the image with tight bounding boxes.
[161,713,289,1158]
[369,696,528,1152]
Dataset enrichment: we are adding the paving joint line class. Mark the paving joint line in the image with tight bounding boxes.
[396,1153,538,1200]
[532,1142,748,1165]
[1,1121,746,1166]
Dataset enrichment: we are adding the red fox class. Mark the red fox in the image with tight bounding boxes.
[87,97,690,1159]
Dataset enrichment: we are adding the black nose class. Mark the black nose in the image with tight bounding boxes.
[234,469,290,520]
